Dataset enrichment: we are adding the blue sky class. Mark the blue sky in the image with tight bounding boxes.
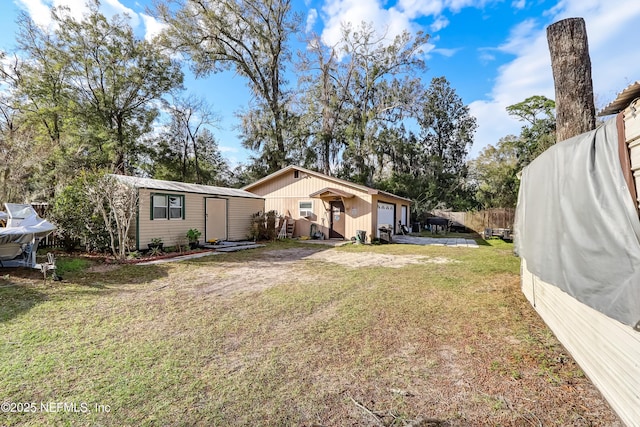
[2,0,640,166]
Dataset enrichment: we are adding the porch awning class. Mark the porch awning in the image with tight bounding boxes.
[309,187,355,199]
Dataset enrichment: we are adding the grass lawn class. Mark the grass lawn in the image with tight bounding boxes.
[0,239,620,426]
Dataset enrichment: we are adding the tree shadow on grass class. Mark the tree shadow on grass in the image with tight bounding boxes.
[0,263,171,323]
[0,275,49,323]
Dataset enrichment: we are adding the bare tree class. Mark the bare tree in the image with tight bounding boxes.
[547,17,595,142]
[163,94,220,183]
[84,174,138,259]
[156,0,300,173]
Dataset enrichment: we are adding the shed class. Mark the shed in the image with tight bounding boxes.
[112,175,264,249]
[516,82,640,426]
[243,166,411,242]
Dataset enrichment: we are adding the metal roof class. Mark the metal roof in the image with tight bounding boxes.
[110,175,263,199]
[598,81,640,116]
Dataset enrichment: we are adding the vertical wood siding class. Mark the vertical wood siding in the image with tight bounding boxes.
[521,259,640,426]
[228,197,265,241]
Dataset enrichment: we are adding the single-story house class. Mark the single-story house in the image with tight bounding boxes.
[112,175,264,249]
[242,166,412,242]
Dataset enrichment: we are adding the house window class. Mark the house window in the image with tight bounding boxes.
[299,200,313,217]
[151,194,184,220]
[169,196,183,219]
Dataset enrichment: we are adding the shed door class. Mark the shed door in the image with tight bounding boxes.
[377,202,395,237]
[206,198,227,242]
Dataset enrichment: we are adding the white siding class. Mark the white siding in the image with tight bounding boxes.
[521,259,640,426]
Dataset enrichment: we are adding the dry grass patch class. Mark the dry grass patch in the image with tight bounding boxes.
[0,240,621,426]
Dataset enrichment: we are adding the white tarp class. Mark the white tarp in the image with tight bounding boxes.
[515,117,640,328]
[0,204,56,249]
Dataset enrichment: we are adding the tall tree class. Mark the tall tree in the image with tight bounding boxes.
[0,88,38,203]
[470,95,557,209]
[506,95,556,167]
[2,0,183,197]
[418,76,477,208]
[296,36,349,175]
[1,15,74,199]
[159,94,220,183]
[468,136,521,209]
[336,23,429,185]
[156,0,300,173]
[56,2,183,173]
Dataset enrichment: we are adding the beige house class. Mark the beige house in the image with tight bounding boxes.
[243,166,411,242]
[112,175,264,249]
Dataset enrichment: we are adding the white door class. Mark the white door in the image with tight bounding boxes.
[376,202,395,237]
[206,198,227,242]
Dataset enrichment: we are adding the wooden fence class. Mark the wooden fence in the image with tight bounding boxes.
[432,208,516,235]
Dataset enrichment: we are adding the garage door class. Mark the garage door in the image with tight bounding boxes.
[377,202,395,237]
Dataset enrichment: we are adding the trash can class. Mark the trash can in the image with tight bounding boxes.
[378,226,392,244]
[412,222,421,233]
[355,230,366,244]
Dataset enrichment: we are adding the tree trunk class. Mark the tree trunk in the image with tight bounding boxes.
[547,17,596,142]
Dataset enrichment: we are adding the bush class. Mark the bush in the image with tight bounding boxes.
[248,210,278,241]
[50,174,111,252]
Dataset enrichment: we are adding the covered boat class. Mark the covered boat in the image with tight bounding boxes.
[0,203,56,270]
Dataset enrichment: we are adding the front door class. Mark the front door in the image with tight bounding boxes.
[329,201,345,239]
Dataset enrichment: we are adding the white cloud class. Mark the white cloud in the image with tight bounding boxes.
[397,0,446,18]
[306,8,318,32]
[478,49,496,63]
[398,0,493,17]
[140,13,166,41]
[320,0,414,46]
[512,0,526,10]
[15,0,141,30]
[432,47,460,57]
[468,0,640,158]
[102,0,139,27]
[15,0,54,28]
[219,146,239,153]
[430,15,450,32]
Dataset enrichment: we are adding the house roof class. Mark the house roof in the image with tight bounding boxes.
[599,81,640,116]
[243,165,413,203]
[111,174,263,199]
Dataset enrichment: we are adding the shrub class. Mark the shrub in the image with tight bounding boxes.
[248,210,278,241]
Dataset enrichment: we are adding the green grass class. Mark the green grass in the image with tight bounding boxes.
[0,241,618,426]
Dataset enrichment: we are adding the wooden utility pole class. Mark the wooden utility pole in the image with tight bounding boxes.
[547,17,596,142]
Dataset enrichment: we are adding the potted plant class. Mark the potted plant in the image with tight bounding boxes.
[186,228,202,249]
[148,237,164,251]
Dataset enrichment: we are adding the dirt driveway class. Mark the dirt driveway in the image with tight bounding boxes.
[189,247,457,297]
